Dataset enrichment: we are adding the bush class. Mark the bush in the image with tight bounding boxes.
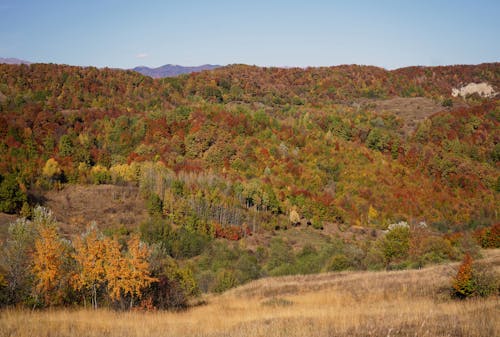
[171,228,210,258]
[325,254,351,271]
[452,253,474,298]
[473,224,500,248]
[452,254,499,299]
[146,194,163,216]
[442,98,453,107]
[213,270,238,293]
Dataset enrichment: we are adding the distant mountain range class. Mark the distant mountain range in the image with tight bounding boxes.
[0,57,31,65]
[0,57,220,78]
[132,64,221,78]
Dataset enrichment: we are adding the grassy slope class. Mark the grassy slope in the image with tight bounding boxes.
[2,249,498,337]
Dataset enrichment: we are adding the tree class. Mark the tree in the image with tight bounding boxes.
[1,217,37,304]
[42,158,63,186]
[0,173,27,213]
[58,134,74,157]
[72,223,107,309]
[383,224,410,264]
[104,234,157,308]
[32,224,67,306]
[123,235,157,307]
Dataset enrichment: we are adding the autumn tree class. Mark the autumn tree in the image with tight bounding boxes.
[72,223,107,309]
[42,158,63,187]
[32,222,68,306]
[104,234,157,309]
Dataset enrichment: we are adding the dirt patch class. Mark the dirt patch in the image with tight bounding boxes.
[360,97,453,135]
[42,184,148,237]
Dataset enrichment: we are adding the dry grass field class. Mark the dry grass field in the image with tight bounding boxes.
[1,250,499,337]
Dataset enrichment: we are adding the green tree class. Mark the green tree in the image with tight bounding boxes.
[0,174,27,213]
[58,134,74,157]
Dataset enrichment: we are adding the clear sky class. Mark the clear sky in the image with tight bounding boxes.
[1,0,499,69]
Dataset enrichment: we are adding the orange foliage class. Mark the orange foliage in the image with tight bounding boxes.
[32,225,67,306]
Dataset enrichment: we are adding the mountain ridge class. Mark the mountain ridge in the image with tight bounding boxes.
[0,57,31,65]
[132,63,222,78]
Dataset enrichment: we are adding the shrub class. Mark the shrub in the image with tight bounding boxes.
[89,165,111,184]
[146,194,163,216]
[452,254,499,299]
[442,98,453,107]
[473,224,500,248]
[171,228,210,259]
[213,270,238,293]
[452,253,474,298]
[325,254,351,272]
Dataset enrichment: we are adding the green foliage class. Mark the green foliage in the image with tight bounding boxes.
[383,225,410,264]
[0,174,27,213]
[213,270,238,293]
[366,128,390,151]
[58,135,74,157]
[266,238,295,274]
[146,194,163,216]
[171,228,210,259]
[325,254,351,272]
[442,98,453,107]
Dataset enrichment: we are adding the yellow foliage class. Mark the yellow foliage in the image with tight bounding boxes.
[32,225,66,305]
[42,158,62,178]
[104,234,157,304]
[72,224,107,308]
[109,163,138,183]
[368,205,379,222]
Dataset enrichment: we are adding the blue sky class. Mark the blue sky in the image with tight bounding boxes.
[1,0,499,69]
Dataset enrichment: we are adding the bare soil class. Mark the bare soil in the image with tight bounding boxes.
[41,184,147,237]
[359,97,463,135]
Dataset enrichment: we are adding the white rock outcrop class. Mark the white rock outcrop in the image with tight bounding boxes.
[452,82,496,98]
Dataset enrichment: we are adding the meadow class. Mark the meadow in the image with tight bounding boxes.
[2,250,498,337]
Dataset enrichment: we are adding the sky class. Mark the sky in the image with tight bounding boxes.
[0,0,499,69]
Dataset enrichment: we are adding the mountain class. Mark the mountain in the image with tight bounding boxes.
[0,57,31,65]
[132,64,221,78]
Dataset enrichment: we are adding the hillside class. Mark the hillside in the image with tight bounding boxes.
[0,62,498,230]
[0,62,499,310]
[1,250,498,336]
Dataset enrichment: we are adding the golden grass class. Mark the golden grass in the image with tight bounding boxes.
[2,250,499,337]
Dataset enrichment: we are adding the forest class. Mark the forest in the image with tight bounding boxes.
[0,62,498,309]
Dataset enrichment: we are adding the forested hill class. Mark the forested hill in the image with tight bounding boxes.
[0,62,498,233]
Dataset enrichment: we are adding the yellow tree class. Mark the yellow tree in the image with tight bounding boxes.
[32,222,66,306]
[104,234,157,308]
[125,234,157,307]
[72,224,107,309]
[102,235,126,304]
